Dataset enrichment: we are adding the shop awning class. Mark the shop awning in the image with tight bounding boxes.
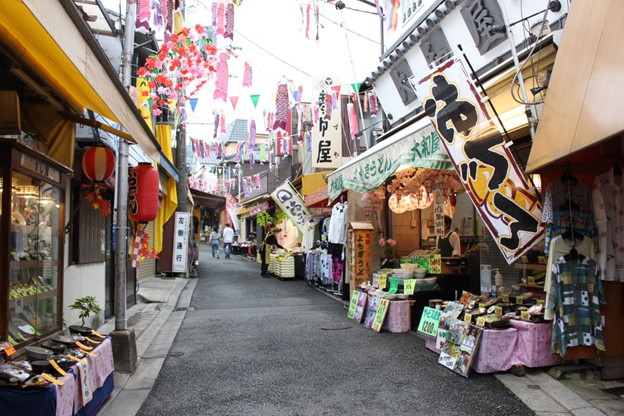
[326,117,453,203]
[0,0,161,161]
[526,0,624,173]
[190,189,226,211]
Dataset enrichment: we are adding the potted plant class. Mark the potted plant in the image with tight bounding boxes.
[68,295,102,334]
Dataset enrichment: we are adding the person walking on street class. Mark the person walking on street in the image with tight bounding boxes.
[260,228,281,277]
[222,223,234,259]
[209,227,221,259]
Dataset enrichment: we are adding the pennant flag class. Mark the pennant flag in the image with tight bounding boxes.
[189,97,199,112]
[331,85,341,103]
[250,94,260,108]
[293,89,299,104]
[230,96,239,110]
[351,83,361,93]
[243,61,253,87]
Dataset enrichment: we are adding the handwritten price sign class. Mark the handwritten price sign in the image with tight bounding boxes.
[404,279,416,295]
[417,307,442,338]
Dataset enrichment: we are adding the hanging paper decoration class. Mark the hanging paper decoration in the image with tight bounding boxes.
[205,142,211,159]
[249,146,255,169]
[137,25,217,115]
[285,134,292,156]
[306,131,312,153]
[243,61,253,87]
[242,178,249,196]
[220,110,227,135]
[216,2,225,36]
[249,119,256,147]
[213,52,229,102]
[211,1,217,27]
[347,103,359,141]
[269,148,275,167]
[370,93,379,117]
[276,131,284,156]
[82,146,116,182]
[388,0,400,31]
[129,163,159,223]
[250,94,260,108]
[214,112,219,138]
[224,3,234,40]
[189,97,199,112]
[254,174,261,189]
[266,112,275,132]
[230,96,239,110]
[260,143,267,162]
[324,93,333,120]
[235,142,242,163]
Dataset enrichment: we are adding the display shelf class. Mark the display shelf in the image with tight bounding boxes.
[8,289,58,308]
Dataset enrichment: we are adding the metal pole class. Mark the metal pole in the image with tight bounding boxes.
[500,1,536,140]
[115,0,136,332]
[114,141,129,330]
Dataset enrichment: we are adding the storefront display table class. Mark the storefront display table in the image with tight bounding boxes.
[383,300,410,333]
[425,320,558,373]
[0,337,115,416]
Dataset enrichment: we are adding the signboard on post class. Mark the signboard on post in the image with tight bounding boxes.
[270,181,312,232]
[348,222,374,289]
[172,212,190,273]
[311,80,342,169]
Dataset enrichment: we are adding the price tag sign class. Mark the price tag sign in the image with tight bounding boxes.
[41,373,64,386]
[3,345,16,356]
[476,316,486,327]
[347,290,360,319]
[501,294,509,303]
[76,341,93,351]
[378,273,387,289]
[91,330,106,339]
[538,255,546,264]
[463,313,472,323]
[494,306,503,317]
[521,311,531,320]
[417,307,442,338]
[528,276,535,284]
[537,299,545,305]
[404,279,416,295]
[429,254,442,274]
[85,337,101,345]
[372,299,391,332]
[67,354,87,365]
[388,278,399,294]
[50,360,67,377]
[478,303,486,309]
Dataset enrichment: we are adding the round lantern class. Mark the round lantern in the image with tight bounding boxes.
[82,146,116,182]
[128,163,159,223]
[388,193,406,214]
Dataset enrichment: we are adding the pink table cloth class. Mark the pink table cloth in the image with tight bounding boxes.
[425,321,558,373]
[383,300,410,333]
[72,337,115,410]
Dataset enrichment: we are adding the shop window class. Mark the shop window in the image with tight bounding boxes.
[68,184,108,264]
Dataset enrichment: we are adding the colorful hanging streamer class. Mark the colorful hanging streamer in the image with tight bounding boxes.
[224,3,234,40]
[213,52,229,102]
[243,61,253,87]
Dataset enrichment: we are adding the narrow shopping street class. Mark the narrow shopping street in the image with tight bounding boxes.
[135,245,531,416]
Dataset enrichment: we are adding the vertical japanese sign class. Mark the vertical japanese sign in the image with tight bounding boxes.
[312,87,342,169]
[270,181,312,232]
[172,212,190,273]
[350,229,372,288]
[412,59,543,264]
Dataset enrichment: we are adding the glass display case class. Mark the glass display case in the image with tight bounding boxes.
[1,141,67,348]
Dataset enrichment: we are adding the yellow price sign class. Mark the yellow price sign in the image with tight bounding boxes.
[476,317,486,327]
[528,276,535,284]
[516,298,523,305]
[463,313,472,323]
[501,294,509,303]
[521,311,531,320]
[50,360,67,377]
[537,299,545,305]
[91,330,106,339]
[494,306,503,317]
[3,345,16,356]
[41,373,64,386]
[403,279,416,295]
[478,303,486,309]
[378,273,387,289]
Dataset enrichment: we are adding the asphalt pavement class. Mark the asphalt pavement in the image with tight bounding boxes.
[95,244,624,416]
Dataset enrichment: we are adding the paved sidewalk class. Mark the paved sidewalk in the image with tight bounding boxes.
[95,276,197,416]
[93,258,624,416]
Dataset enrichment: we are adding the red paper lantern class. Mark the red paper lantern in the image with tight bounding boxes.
[128,163,159,223]
[82,146,116,182]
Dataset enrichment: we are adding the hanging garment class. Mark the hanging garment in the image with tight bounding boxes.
[545,256,606,356]
[544,235,595,320]
[542,178,596,254]
[592,167,624,281]
[328,202,348,244]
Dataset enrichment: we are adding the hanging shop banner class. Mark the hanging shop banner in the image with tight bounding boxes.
[172,212,190,273]
[311,87,342,169]
[225,193,239,232]
[249,201,269,216]
[270,181,312,232]
[326,121,452,203]
[412,58,544,264]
